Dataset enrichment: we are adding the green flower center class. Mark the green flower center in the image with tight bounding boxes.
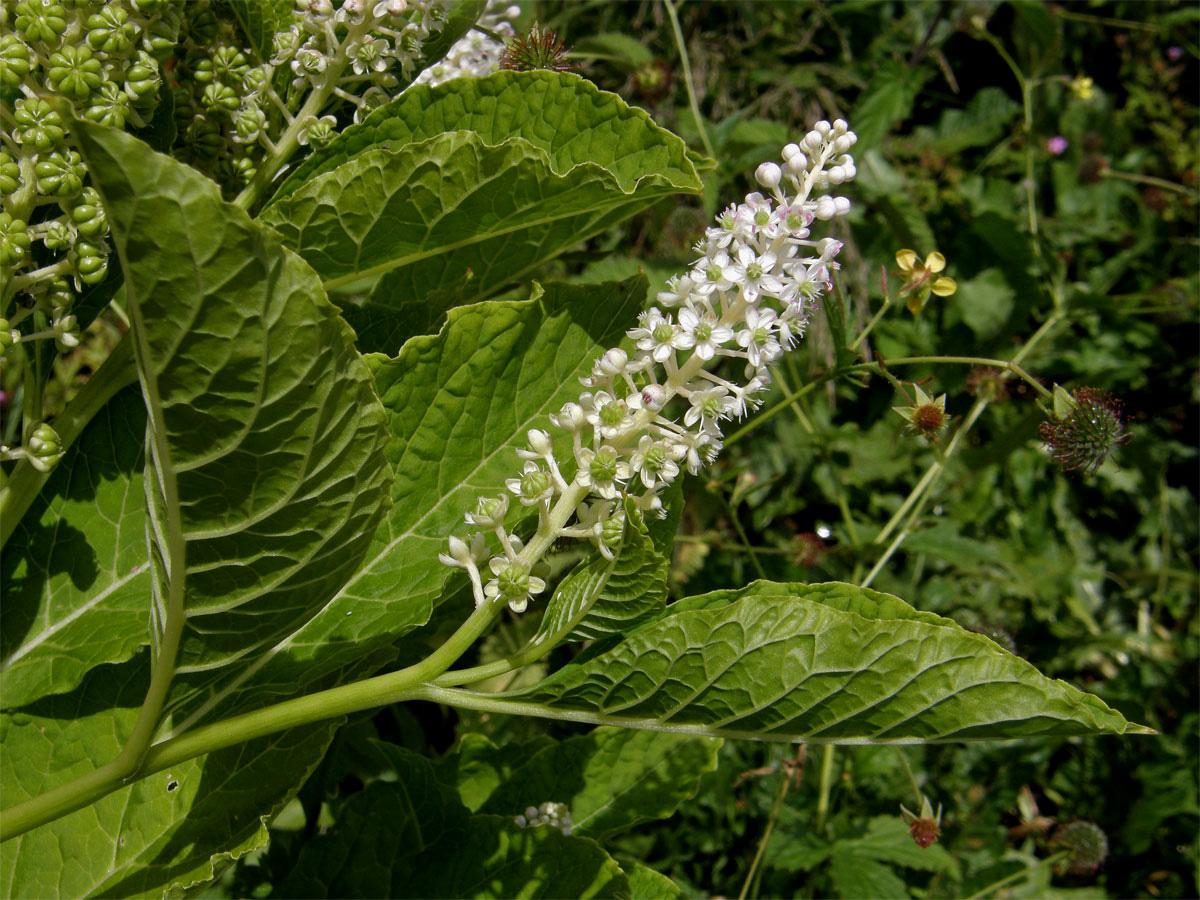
[599,402,626,428]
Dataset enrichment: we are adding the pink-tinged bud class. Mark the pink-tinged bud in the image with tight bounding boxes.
[641,384,668,411]
[755,162,782,189]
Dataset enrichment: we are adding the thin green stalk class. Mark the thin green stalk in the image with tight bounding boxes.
[963,852,1069,900]
[662,0,715,159]
[862,396,988,587]
[848,292,894,352]
[724,372,835,446]
[1101,167,1198,197]
[842,355,1054,400]
[725,493,769,581]
[737,751,797,900]
[891,746,922,804]
[815,744,835,833]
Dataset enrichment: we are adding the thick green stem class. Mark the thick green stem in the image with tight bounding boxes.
[0,593,507,842]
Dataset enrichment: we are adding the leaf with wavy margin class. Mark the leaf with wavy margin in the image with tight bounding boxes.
[261,72,701,353]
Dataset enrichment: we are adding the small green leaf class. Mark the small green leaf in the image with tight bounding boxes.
[953,268,1016,338]
[829,849,909,900]
[479,727,720,841]
[492,582,1151,743]
[536,500,668,646]
[851,60,930,152]
[844,816,957,875]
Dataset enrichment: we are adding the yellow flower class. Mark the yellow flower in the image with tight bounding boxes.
[1069,75,1095,101]
[895,249,957,314]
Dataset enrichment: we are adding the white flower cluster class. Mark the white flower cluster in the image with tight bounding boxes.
[412,0,518,87]
[514,801,573,835]
[440,120,858,614]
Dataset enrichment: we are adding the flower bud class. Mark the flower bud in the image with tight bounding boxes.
[754,162,782,189]
[550,401,586,432]
[599,348,628,375]
[526,429,552,456]
[640,384,668,412]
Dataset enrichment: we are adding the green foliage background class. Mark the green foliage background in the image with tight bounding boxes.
[508,2,1197,898]
[1,0,1194,898]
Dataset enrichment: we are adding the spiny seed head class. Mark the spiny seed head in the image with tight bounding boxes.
[1051,821,1109,875]
[1038,386,1131,475]
[499,24,574,73]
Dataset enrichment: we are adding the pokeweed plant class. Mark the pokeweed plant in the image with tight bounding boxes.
[0,1,1152,897]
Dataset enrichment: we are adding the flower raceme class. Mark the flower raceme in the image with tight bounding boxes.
[440,120,858,612]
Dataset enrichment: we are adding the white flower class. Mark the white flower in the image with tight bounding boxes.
[575,445,631,499]
[585,391,635,440]
[678,306,733,361]
[684,385,737,433]
[727,245,783,303]
[438,532,487,568]
[349,37,391,75]
[692,250,739,296]
[629,435,685,490]
[465,494,509,528]
[505,460,553,506]
[656,274,697,308]
[737,306,783,368]
[631,309,694,364]
[484,556,545,613]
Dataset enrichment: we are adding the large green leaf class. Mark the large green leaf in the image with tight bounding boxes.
[164,279,645,729]
[261,72,701,353]
[0,657,338,899]
[479,727,720,841]
[1,389,149,708]
[441,582,1151,743]
[278,743,629,899]
[69,118,393,675]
